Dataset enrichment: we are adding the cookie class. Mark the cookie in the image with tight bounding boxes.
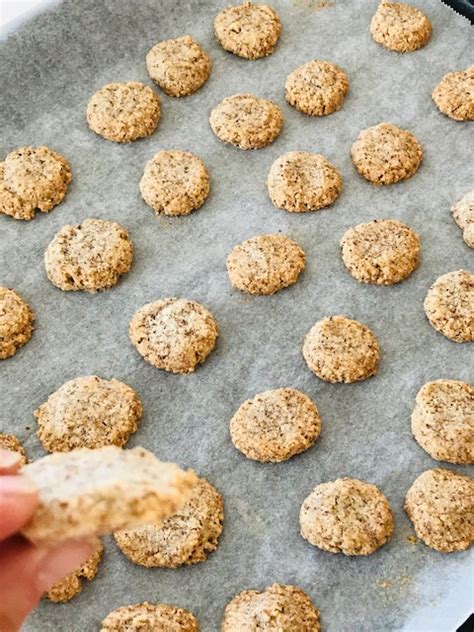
[267,151,343,213]
[0,287,35,360]
[101,603,199,632]
[114,478,223,568]
[226,234,305,295]
[411,380,474,464]
[45,542,104,603]
[214,2,281,60]
[452,190,474,248]
[146,35,211,97]
[432,66,474,122]
[463,224,474,249]
[423,270,474,342]
[140,150,210,216]
[340,219,420,285]
[44,218,133,292]
[0,433,27,466]
[405,468,474,552]
[302,315,380,383]
[129,298,219,374]
[221,584,321,631]
[20,446,197,544]
[34,376,142,452]
[285,60,349,116]
[87,82,161,143]
[370,1,432,53]
[300,478,394,555]
[1,147,71,220]
[229,388,321,462]
[209,94,283,149]
[350,122,423,185]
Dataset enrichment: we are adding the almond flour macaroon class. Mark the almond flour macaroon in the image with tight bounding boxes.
[423,270,474,342]
[45,542,104,603]
[432,66,474,122]
[452,190,474,248]
[0,287,34,360]
[370,1,432,53]
[285,60,349,116]
[101,603,199,632]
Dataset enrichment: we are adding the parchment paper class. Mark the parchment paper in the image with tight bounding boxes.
[1,1,473,630]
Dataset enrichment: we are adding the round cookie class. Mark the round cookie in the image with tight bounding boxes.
[114,478,223,567]
[229,388,321,462]
[300,478,394,555]
[350,122,423,186]
[87,81,161,143]
[0,433,27,466]
[340,219,420,285]
[0,287,34,360]
[302,315,380,383]
[411,380,474,464]
[267,151,343,213]
[226,234,305,295]
[34,376,142,453]
[140,150,210,216]
[452,190,474,248]
[44,218,133,292]
[209,94,283,150]
[129,298,219,374]
[423,270,474,343]
[405,468,474,552]
[463,224,474,249]
[221,584,320,631]
[146,35,211,97]
[46,542,103,603]
[432,66,474,122]
[285,60,349,117]
[370,1,432,53]
[101,603,199,632]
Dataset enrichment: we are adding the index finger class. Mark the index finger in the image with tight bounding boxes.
[0,450,23,475]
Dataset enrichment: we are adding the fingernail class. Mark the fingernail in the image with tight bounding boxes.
[0,450,21,468]
[0,475,37,496]
[36,541,98,592]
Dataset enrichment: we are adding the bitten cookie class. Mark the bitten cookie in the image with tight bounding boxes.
[129,298,219,374]
[0,287,34,360]
[285,61,349,116]
[351,123,423,185]
[370,1,432,53]
[44,218,133,292]
[411,380,474,464]
[101,603,199,632]
[0,147,71,220]
[452,190,474,248]
[222,584,320,631]
[0,433,27,466]
[303,315,380,383]
[300,478,394,555]
[340,219,420,285]
[114,478,223,567]
[87,82,161,143]
[423,270,474,342]
[214,2,281,60]
[140,150,210,216]
[405,468,474,552]
[267,151,343,213]
[226,234,305,295]
[432,66,474,122]
[45,542,104,603]
[209,94,283,149]
[229,388,321,462]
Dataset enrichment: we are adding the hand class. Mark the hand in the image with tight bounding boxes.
[0,449,97,632]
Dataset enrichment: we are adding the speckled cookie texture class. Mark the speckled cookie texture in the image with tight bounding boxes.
[45,542,104,603]
[129,298,219,374]
[285,60,349,116]
[432,66,474,122]
[303,315,380,383]
[340,219,420,285]
[101,602,199,632]
[300,478,394,555]
[0,287,34,360]
[227,234,305,295]
[411,380,474,464]
[0,147,71,220]
[350,122,423,185]
[214,2,281,60]
[87,81,161,143]
[370,1,432,53]
[229,388,321,462]
[140,150,210,216]
[221,583,321,631]
[0,433,27,466]
[452,190,474,248]
[405,468,474,552]
[114,478,223,568]
[44,218,133,292]
[267,151,343,213]
[34,376,142,452]
[209,93,283,149]
[21,446,197,545]
[146,35,211,97]
[423,270,474,342]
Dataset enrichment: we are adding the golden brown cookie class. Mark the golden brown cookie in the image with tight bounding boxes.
[0,287,35,360]
[423,270,474,342]
[45,542,104,603]
[285,60,349,116]
[0,433,27,466]
[370,1,432,53]
[452,190,474,248]
[101,602,199,631]
[432,66,474,122]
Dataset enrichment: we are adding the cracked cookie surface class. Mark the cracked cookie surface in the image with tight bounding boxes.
[432,66,474,122]
[370,1,432,53]
[285,60,349,116]
[101,602,199,631]
[423,270,474,342]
